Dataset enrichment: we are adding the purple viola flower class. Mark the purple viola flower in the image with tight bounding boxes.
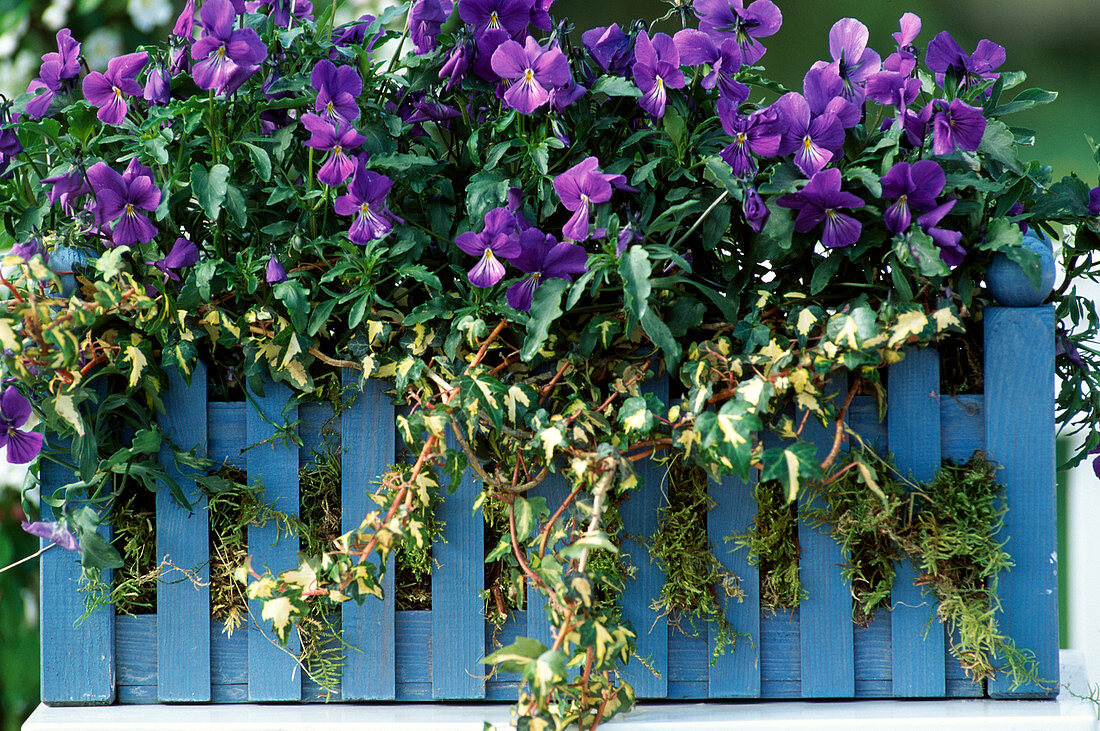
[10,237,47,264]
[582,24,633,76]
[865,68,922,113]
[144,65,171,106]
[334,161,400,245]
[266,256,288,284]
[472,28,511,81]
[776,168,864,248]
[673,29,748,103]
[617,224,642,257]
[301,113,366,186]
[529,0,554,30]
[693,0,782,65]
[191,0,268,96]
[491,37,572,114]
[553,157,624,242]
[743,187,769,232]
[311,60,362,124]
[170,0,196,73]
[174,0,196,37]
[86,159,161,247]
[25,31,81,119]
[880,160,945,234]
[459,0,533,38]
[455,208,520,287]
[148,238,199,282]
[0,124,22,177]
[925,31,1005,90]
[41,166,89,214]
[505,229,587,311]
[1056,327,1084,368]
[1088,187,1100,217]
[332,14,385,54]
[821,18,880,101]
[440,36,474,90]
[929,98,987,156]
[717,99,782,177]
[21,520,79,551]
[246,0,313,27]
[0,386,43,465]
[409,0,454,54]
[917,199,964,266]
[802,64,861,129]
[632,31,686,119]
[45,28,82,80]
[81,52,148,126]
[774,92,844,177]
[405,95,461,125]
[549,77,586,112]
[883,12,921,76]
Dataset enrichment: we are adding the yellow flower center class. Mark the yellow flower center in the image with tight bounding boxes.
[489,11,500,28]
[125,203,135,216]
[113,87,123,99]
[334,145,342,155]
[360,202,371,215]
[803,136,814,150]
[216,46,227,59]
[524,68,534,83]
[736,133,747,145]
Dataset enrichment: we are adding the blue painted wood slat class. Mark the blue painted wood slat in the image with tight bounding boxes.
[798,375,855,697]
[888,348,945,697]
[156,363,211,701]
[527,471,569,650]
[340,371,396,699]
[433,429,486,699]
[985,306,1059,698]
[39,442,116,705]
[245,379,301,701]
[708,469,760,697]
[620,374,670,698]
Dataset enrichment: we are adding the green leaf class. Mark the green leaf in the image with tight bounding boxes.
[308,297,338,336]
[521,278,568,361]
[761,442,821,501]
[810,254,842,295]
[893,229,950,278]
[481,637,549,674]
[990,88,1058,117]
[131,429,161,455]
[591,75,642,97]
[663,107,687,159]
[274,280,309,331]
[95,245,131,281]
[978,120,1024,175]
[844,166,882,198]
[241,142,272,181]
[618,396,654,433]
[641,309,682,370]
[619,246,651,323]
[191,163,231,220]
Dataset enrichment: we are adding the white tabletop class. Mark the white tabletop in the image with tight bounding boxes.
[24,650,1100,730]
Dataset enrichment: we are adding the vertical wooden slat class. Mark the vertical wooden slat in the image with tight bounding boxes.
[620,375,669,698]
[527,471,569,649]
[39,444,116,705]
[340,371,396,699]
[708,469,760,697]
[888,347,946,697]
[156,363,211,701]
[245,379,301,701]
[798,375,854,697]
[432,430,486,699]
[985,306,1059,698]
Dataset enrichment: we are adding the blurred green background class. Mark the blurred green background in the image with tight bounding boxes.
[1,0,1098,728]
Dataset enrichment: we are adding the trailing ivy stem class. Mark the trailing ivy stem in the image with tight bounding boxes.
[577,465,615,573]
[538,482,583,558]
[819,378,862,472]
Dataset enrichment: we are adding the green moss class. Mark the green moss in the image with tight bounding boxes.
[732,480,805,612]
[107,485,158,615]
[649,460,743,657]
[815,451,1040,687]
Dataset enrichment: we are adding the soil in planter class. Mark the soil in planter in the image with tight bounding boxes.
[938,319,984,395]
[648,459,743,657]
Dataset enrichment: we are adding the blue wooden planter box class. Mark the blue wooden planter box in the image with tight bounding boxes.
[38,306,1058,705]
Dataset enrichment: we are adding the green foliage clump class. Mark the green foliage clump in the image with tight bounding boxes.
[734,480,805,612]
[649,460,742,657]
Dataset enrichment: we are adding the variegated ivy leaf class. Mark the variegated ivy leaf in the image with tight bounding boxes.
[887,309,930,348]
[124,341,148,389]
[618,396,653,433]
[504,383,536,424]
[933,306,963,332]
[761,442,822,501]
[539,425,564,462]
[482,637,548,675]
[826,305,878,350]
[262,597,297,639]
